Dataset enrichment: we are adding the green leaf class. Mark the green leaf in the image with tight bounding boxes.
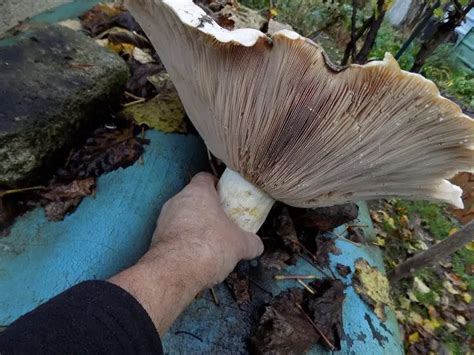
[433,7,444,18]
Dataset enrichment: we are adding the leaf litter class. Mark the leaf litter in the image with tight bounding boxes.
[251,278,345,353]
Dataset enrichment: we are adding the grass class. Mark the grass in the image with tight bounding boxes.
[453,248,474,291]
[394,200,455,240]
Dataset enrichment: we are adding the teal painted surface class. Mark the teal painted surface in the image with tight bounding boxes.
[456,27,474,70]
[0,131,208,325]
[0,0,101,47]
[163,202,403,354]
[31,0,102,25]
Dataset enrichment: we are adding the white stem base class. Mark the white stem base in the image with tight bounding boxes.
[217,168,275,233]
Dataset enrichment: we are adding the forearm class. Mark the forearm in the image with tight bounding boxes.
[109,243,205,335]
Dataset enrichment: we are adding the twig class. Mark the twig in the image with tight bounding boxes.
[0,186,47,198]
[124,91,145,100]
[298,253,333,280]
[291,240,333,279]
[122,98,146,107]
[348,224,368,228]
[297,279,315,294]
[210,287,219,306]
[274,274,318,281]
[336,235,363,247]
[295,303,336,351]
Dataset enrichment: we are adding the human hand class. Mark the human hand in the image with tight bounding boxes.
[145,172,264,288]
[110,172,264,335]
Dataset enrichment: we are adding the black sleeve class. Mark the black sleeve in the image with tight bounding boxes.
[0,280,163,355]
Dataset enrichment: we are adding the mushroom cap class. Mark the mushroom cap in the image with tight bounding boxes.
[127,0,474,208]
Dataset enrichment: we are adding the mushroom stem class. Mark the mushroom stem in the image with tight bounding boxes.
[217,168,275,233]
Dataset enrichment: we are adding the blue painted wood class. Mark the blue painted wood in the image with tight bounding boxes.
[163,202,403,354]
[0,131,208,325]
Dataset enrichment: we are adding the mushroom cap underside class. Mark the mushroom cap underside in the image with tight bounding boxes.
[126,0,474,208]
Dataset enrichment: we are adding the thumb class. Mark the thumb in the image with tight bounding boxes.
[241,231,264,260]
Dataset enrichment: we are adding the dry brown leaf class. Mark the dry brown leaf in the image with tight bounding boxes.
[226,271,251,306]
[42,178,95,221]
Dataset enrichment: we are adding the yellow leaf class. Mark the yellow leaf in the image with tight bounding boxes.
[353,258,394,321]
[434,8,443,18]
[448,227,459,236]
[408,332,420,344]
[444,280,460,295]
[465,241,474,251]
[122,93,187,133]
[399,214,409,227]
[408,311,423,324]
[463,292,472,303]
[373,236,385,247]
[269,7,278,17]
[107,42,134,56]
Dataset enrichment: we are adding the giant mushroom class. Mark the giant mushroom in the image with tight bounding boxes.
[126,0,474,233]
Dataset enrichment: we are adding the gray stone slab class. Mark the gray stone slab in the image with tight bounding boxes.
[0,0,71,33]
[0,24,129,187]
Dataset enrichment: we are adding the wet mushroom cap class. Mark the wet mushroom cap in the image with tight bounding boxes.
[127,0,474,208]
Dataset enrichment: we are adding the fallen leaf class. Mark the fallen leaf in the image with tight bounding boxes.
[251,289,318,354]
[445,322,458,332]
[313,236,342,269]
[462,292,472,303]
[399,214,410,227]
[121,93,187,133]
[133,47,155,64]
[259,206,300,270]
[336,264,351,278]
[347,226,366,243]
[57,126,144,180]
[251,279,345,354]
[443,280,460,295]
[352,258,394,321]
[465,241,474,251]
[407,290,419,303]
[373,236,386,247]
[42,178,95,221]
[98,27,150,49]
[214,4,268,31]
[408,311,423,325]
[126,62,164,99]
[398,295,411,310]
[427,305,439,319]
[226,271,251,306]
[107,41,135,57]
[58,19,83,31]
[111,11,143,33]
[408,332,420,344]
[259,250,294,271]
[306,279,345,351]
[80,4,125,36]
[449,172,474,224]
[395,310,406,323]
[290,203,358,232]
[448,227,459,236]
[413,277,431,294]
[422,317,442,334]
[456,315,467,325]
[273,206,301,254]
[444,271,467,289]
